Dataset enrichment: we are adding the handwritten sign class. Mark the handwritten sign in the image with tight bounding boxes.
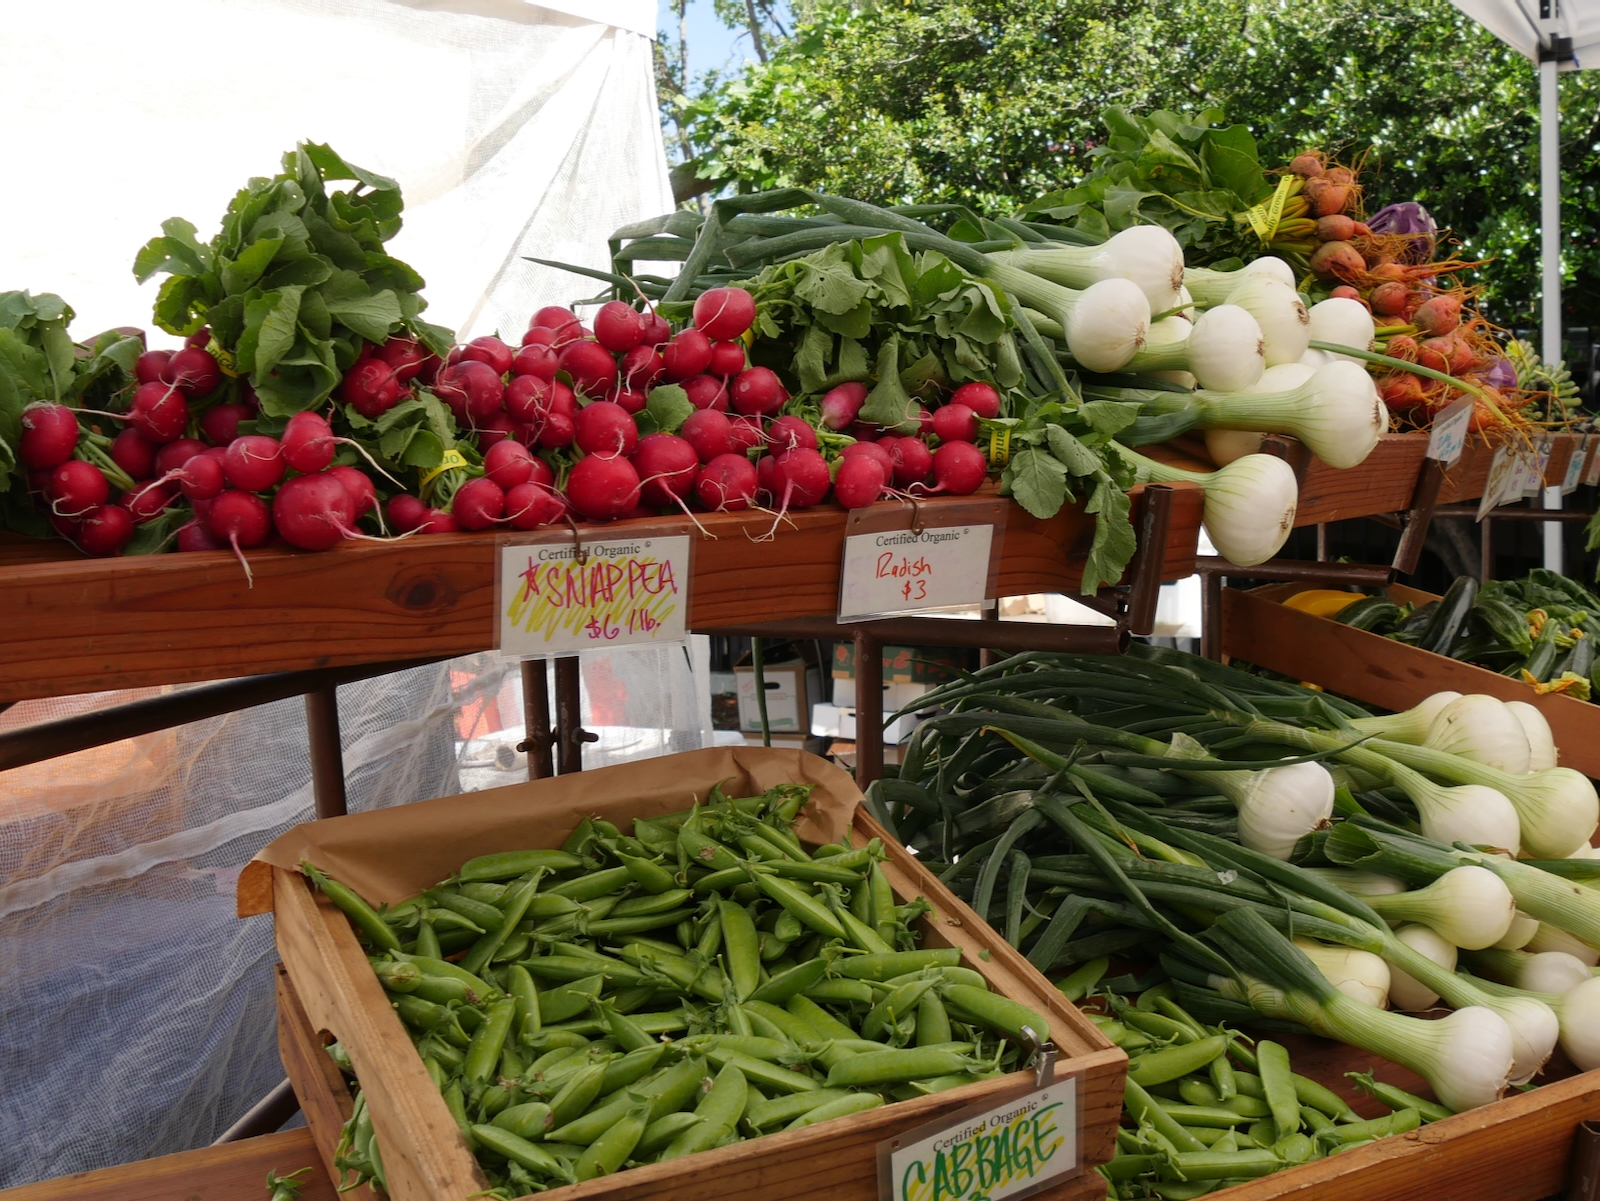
[1477,446,1519,521]
[1426,396,1473,465]
[1585,434,1600,488]
[880,1076,1078,1201]
[498,536,690,658]
[1564,435,1595,495]
[838,524,994,621]
[1522,433,1555,497]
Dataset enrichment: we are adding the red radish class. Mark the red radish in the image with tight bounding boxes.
[915,406,935,435]
[950,382,1001,419]
[521,326,558,349]
[767,415,818,453]
[728,416,766,455]
[692,287,757,341]
[199,402,252,447]
[820,382,868,430]
[608,386,648,415]
[19,403,81,469]
[683,374,730,411]
[681,409,733,462]
[566,455,641,520]
[833,455,887,509]
[177,521,225,552]
[110,428,158,480]
[888,437,933,488]
[769,448,831,509]
[376,336,429,382]
[49,460,109,517]
[531,306,582,337]
[730,367,788,416]
[537,410,575,449]
[418,508,459,534]
[1369,282,1410,317]
[1385,335,1419,363]
[485,439,536,490]
[757,453,776,499]
[931,403,979,443]
[1413,294,1462,337]
[505,482,565,529]
[165,347,222,397]
[549,381,578,416]
[558,340,620,399]
[281,411,336,474]
[594,302,647,353]
[639,311,672,347]
[186,327,212,350]
[505,374,552,424]
[123,482,175,524]
[477,411,519,449]
[662,329,713,382]
[632,433,700,506]
[47,512,79,540]
[208,489,272,553]
[223,435,287,492]
[78,504,135,556]
[451,477,506,531]
[840,439,894,475]
[129,383,190,444]
[929,441,987,495]
[434,360,505,427]
[573,401,638,458]
[621,344,666,389]
[387,493,429,533]
[135,350,173,386]
[340,358,405,418]
[846,422,881,442]
[462,336,514,377]
[512,343,558,380]
[176,453,225,501]
[707,341,747,378]
[273,473,357,551]
[694,453,758,511]
[155,438,206,475]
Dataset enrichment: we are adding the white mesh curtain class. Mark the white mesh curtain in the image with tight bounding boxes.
[0,0,691,1185]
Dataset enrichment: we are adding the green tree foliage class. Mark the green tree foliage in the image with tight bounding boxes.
[673,0,1600,327]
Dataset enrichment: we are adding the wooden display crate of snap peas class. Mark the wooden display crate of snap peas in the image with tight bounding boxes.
[237,746,1125,1201]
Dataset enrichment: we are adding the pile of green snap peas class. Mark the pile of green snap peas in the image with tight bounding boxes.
[1090,983,1451,1199]
[305,783,1052,1198]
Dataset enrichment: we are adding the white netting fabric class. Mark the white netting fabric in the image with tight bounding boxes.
[0,644,710,1186]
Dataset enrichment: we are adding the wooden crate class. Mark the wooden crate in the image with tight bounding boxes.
[250,748,1123,1201]
[1221,581,1600,783]
[0,484,1202,704]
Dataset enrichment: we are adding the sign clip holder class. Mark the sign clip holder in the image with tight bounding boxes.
[1023,1026,1058,1089]
[563,515,591,567]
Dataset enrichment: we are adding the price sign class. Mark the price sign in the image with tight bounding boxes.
[1565,435,1597,495]
[498,535,690,658]
[1476,446,1518,521]
[878,1075,1079,1201]
[1426,396,1473,465]
[839,524,995,621]
[1523,433,1555,496]
[1585,434,1600,488]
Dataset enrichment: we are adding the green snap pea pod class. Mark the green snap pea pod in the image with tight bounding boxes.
[493,1101,555,1140]
[1256,1040,1300,1142]
[831,901,895,954]
[636,1111,703,1157]
[500,1044,527,1079]
[1128,1035,1228,1087]
[1246,1118,1275,1146]
[1346,1072,1453,1123]
[373,959,422,993]
[523,955,648,987]
[750,957,830,1005]
[803,978,876,1006]
[785,994,858,1043]
[525,1029,592,1051]
[868,862,897,948]
[422,908,483,935]
[745,1088,857,1129]
[598,1000,656,1053]
[718,900,762,1002]
[742,1006,791,1044]
[1124,1078,1206,1154]
[696,1062,750,1128]
[659,1119,732,1161]
[689,866,749,894]
[546,865,634,901]
[618,851,678,894]
[491,933,530,964]
[735,832,787,862]
[526,894,582,919]
[428,890,506,932]
[748,819,810,861]
[396,954,501,1001]
[1209,1052,1237,1102]
[548,1062,613,1127]
[414,920,442,959]
[786,1092,883,1130]
[586,908,698,937]
[619,943,726,1002]
[1119,1010,1197,1044]
[619,935,683,958]
[695,914,723,959]
[838,949,962,980]
[1273,1132,1316,1164]
[1179,1079,1221,1107]
[1186,1125,1246,1147]
[915,990,953,1047]
[940,984,1050,1045]
[1224,1093,1271,1119]
[527,1045,581,1077]
[547,1055,709,1145]
[1165,1149,1282,1181]
[1103,1152,1160,1182]
[1153,1103,1250,1129]
[596,1043,668,1094]
[745,870,847,939]
[1330,1138,1376,1155]
[393,995,470,1047]
[1320,1108,1420,1145]
[880,966,988,992]
[723,1003,754,1037]
[459,882,509,906]
[425,1038,466,1074]
[460,849,583,882]
[472,1124,573,1178]
[547,1010,688,1039]
[611,888,695,918]
[760,932,796,962]
[849,879,873,924]
[1299,1105,1334,1136]
[538,974,606,1023]
[633,818,677,851]
[465,997,518,1088]
[1292,1074,1359,1122]
[679,828,745,871]
[461,876,542,977]
[825,1048,968,1089]
[769,859,867,885]
[688,1034,796,1062]
[744,999,819,1043]
[862,978,938,1041]
[1055,957,1109,1002]
[711,1050,821,1094]
[302,862,402,952]
[444,1082,476,1148]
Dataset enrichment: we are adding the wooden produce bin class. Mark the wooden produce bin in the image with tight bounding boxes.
[238,747,1124,1201]
[1222,581,1600,784]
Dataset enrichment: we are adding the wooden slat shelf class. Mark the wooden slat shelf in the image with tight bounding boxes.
[0,485,1203,704]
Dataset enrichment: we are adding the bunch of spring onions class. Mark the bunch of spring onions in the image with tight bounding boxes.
[861,645,1600,1122]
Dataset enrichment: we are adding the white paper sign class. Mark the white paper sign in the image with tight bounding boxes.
[838,524,994,621]
[1477,446,1517,521]
[498,535,690,658]
[1585,434,1600,488]
[1564,435,1595,495]
[1521,434,1554,496]
[881,1077,1078,1201]
[1426,395,1474,465]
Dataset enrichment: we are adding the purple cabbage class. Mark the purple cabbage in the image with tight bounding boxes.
[1366,202,1437,266]
[1483,356,1517,391]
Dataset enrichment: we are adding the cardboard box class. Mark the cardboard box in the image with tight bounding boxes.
[812,702,920,744]
[830,676,934,712]
[733,661,823,733]
[831,641,974,686]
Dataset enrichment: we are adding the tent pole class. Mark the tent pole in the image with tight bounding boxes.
[1540,52,1564,572]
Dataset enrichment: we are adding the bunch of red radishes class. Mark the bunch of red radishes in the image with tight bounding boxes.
[401,286,997,536]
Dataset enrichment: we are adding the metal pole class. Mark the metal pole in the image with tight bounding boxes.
[854,629,883,786]
[520,659,554,779]
[553,656,594,773]
[1541,51,1564,572]
[305,683,347,819]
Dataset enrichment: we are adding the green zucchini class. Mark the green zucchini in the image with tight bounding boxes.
[1555,633,1595,681]
[1334,597,1403,633]
[1418,576,1479,655]
[1469,596,1534,656]
[1524,617,1564,683]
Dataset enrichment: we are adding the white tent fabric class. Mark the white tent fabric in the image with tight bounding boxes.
[0,0,673,345]
[1451,0,1600,65]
